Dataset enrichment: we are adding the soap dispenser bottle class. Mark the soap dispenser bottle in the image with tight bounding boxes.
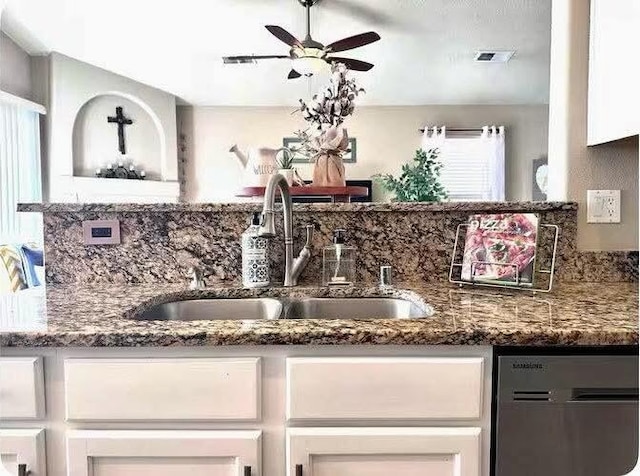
[323,229,356,286]
[242,212,270,288]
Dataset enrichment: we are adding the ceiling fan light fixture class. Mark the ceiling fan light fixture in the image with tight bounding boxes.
[292,56,328,76]
[232,2,380,80]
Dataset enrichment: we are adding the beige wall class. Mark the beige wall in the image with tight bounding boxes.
[0,31,31,99]
[579,136,639,251]
[548,0,639,251]
[178,105,549,203]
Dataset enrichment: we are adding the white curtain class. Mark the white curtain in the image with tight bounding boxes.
[0,101,43,244]
[421,124,506,201]
[481,125,505,201]
[421,125,446,151]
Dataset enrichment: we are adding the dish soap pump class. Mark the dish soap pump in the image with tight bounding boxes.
[323,229,356,286]
[242,212,270,288]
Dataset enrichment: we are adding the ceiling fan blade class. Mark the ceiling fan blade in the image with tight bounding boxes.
[326,31,380,53]
[223,55,290,64]
[327,57,374,72]
[265,25,302,48]
[288,69,302,79]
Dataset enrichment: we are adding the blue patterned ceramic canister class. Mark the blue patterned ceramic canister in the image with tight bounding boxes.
[242,212,270,288]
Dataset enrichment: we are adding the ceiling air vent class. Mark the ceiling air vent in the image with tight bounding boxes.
[474,50,515,63]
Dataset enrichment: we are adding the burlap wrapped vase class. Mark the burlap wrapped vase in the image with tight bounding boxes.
[312,126,348,187]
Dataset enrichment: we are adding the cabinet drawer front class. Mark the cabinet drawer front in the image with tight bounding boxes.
[287,357,483,420]
[287,427,481,476]
[0,357,45,420]
[67,430,261,476]
[65,358,260,421]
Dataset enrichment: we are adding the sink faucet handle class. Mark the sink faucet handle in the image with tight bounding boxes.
[303,224,315,248]
[290,225,314,285]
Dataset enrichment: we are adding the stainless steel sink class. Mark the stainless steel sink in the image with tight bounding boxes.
[135,298,283,321]
[134,296,432,321]
[283,297,432,319]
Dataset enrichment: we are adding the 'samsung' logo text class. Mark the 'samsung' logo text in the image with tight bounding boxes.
[512,362,544,370]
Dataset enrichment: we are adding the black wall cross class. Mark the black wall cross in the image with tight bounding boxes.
[107,106,133,155]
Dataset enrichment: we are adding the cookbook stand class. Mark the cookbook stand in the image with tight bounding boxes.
[448,223,560,293]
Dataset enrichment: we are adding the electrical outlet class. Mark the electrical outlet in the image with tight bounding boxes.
[587,190,621,223]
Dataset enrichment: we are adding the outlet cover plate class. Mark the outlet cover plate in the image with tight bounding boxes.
[82,219,121,245]
[587,190,621,223]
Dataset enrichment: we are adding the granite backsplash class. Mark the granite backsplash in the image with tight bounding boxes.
[19,201,638,286]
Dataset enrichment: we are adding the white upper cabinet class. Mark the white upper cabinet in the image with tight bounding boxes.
[287,427,481,476]
[588,0,640,145]
[67,430,261,476]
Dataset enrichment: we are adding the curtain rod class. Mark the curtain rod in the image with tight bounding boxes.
[418,127,484,133]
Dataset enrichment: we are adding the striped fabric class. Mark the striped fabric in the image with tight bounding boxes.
[0,245,27,292]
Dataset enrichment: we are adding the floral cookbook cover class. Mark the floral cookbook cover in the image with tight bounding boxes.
[461,213,539,286]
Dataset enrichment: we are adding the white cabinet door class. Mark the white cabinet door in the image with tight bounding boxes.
[67,430,261,476]
[0,357,46,420]
[287,428,481,476]
[0,429,46,476]
[588,0,640,144]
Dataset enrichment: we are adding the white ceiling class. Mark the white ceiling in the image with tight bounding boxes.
[2,0,551,106]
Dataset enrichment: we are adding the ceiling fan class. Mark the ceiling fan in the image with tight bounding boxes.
[223,0,381,79]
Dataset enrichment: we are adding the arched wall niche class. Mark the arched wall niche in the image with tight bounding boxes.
[71,92,167,180]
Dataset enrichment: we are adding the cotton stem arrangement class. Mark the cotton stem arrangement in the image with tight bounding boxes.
[294,63,364,158]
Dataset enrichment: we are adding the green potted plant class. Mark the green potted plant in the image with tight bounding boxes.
[276,148,295,186]
[374,149,448,202]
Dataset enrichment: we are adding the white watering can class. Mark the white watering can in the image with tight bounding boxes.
[229,144,291,187]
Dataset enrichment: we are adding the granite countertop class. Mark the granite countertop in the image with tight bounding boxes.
[0,282,636,347]
[17,201,578,214]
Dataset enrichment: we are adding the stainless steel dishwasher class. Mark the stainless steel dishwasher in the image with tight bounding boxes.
[493,347,638,476]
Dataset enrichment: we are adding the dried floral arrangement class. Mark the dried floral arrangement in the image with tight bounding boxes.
[292,63,364,160]
[298,63,364,131]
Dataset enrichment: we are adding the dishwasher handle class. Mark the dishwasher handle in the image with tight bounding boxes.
[571,387,639,402]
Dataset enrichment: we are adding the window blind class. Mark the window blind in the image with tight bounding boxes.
[438,136,505,201]
[0,101,43,245]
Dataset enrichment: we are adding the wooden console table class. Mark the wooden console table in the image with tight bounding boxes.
[237,186,369,203]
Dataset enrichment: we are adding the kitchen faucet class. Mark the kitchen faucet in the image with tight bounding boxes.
[258,174,313,286]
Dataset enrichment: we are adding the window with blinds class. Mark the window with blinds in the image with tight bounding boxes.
[0,99,43,245]
[438,136,505,201]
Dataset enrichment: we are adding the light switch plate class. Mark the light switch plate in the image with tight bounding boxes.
[587,190,621,223]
